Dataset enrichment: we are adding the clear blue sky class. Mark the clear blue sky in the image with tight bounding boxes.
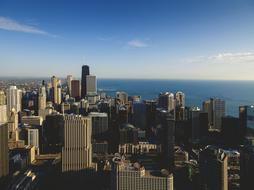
[0,0,254,80]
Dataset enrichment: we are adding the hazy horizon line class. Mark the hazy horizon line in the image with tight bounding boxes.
[0,76,254,82]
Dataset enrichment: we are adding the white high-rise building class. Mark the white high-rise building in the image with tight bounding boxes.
[6,86,22,115]
[88,112,108,136]
[62,115,93,172]
[86,75,97,95]
[67,75,73,95]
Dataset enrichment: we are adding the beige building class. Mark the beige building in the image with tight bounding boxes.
[0,123,9,178]
[111,156,174,190]
[86,75,97,95]
[0,90,6,105]
[38,86,46,116]
[62,115,93,172]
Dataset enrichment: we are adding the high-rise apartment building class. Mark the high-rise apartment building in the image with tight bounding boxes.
[62,115,93,172]
[86,75,97,95]
[71,80,80,99]
[81,65,90,98]
[111,156,174,190]
[6,86,22,115]
[0,123,9,178]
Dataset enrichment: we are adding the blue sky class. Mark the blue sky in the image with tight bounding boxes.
[0,0,254,80]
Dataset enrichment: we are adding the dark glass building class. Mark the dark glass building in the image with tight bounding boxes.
[239,105,254,139]
[81,65,90,98]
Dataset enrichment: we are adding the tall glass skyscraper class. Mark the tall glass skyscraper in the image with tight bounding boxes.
[81,65,90,98]
[239,105,254,139]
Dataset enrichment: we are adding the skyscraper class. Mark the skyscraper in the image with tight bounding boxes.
[38,86,46,116]
[239,105,254,139]
[199,146,228,190]
[71,80,81,99]
[67,75,73,95]
[62,115,93,172]
[88,112,108,137]
[116,91,128,105]
[51,76,58,104]
[175,91,185,108]
[202,98,225,130]
[0,90,6,105]
[0,123,9,178]
[81,65,90,98]
[86,75,97,95]
[158,92,175,112]
[6,86,22,115]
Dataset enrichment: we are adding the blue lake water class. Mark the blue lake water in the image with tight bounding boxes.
[97,79,254,117]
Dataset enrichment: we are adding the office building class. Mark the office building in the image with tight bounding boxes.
[28,128,39,154]
[62,115,93,172]
[38,86,46,114]
[240,145,254,190]
[221,116,240,146]
[191,107,201,142]
[71,80,80,99]
[199,146,228,190]
[51,76,61,104]
[202,98,225,130]
[161,117,175,171]
[0,123,9,178]
[119,123,139,145]
[86,75,97,95]
[42,113,64,153]
[111,156,174,190]
[67,75,73,95]
[8,109,19,141]
[158,92,175,112]
[88,112,108,137]
[81,65,90,98]
[239,105,254,139]
[6,85,22,115]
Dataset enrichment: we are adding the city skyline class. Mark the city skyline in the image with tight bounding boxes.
[1,0,254,80]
